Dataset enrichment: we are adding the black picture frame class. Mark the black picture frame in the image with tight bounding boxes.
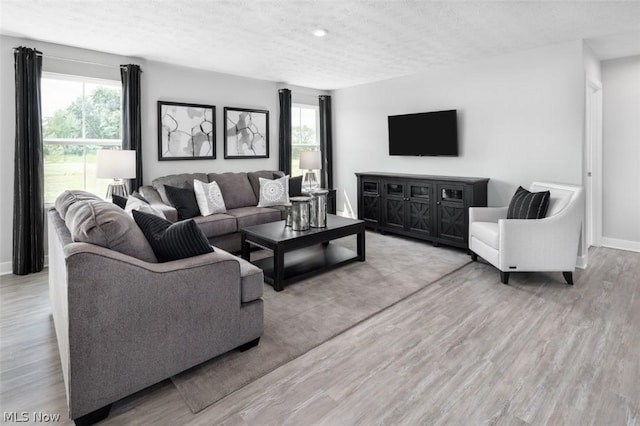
[223,107,269,159]
[157,101,216,161]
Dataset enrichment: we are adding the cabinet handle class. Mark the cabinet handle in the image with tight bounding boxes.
[437,201,441,205]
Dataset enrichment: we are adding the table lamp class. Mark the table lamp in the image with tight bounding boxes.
[299,150,321,193]
[96,149,136,199]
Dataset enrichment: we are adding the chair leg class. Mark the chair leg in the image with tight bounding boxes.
[470,251,478,262]
[563,272,574,285]
[500,271,510,285]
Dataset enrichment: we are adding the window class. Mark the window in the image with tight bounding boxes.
[291,104,320,177]
[41,73,122,203]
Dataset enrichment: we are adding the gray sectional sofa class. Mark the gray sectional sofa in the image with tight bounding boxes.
[139,170,290,253]
[48,190,264,424]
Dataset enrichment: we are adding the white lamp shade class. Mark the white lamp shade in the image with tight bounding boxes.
[299,150,321,170]
[96,150,136,179]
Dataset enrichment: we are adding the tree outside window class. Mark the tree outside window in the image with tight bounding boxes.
[42,73,122,203]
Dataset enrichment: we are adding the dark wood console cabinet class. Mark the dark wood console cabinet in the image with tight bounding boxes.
[356,172,489,249]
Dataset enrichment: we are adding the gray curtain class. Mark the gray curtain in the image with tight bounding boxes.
[319,95,333,189]
[278,88,292,174]
[120,64,143,191]
[13,47,44,275]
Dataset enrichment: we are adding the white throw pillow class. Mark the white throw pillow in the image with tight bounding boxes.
[193,180,227,216]
[124,196,165,218]
[257,175,290,207]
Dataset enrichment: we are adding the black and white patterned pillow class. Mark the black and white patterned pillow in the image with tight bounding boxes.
[193,180,227,216]
[132,210,213,262]
[257,175,290,207]
[507,186,550,219]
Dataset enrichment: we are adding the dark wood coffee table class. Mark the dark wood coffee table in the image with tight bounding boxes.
[240,214,365,291]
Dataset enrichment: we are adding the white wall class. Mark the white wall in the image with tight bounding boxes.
[142,61,279,181]
[333,41,585,215]
[0,35,326,273]
[601,55,640,251]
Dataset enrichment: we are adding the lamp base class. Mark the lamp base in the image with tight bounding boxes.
[302,170,319,193]
[105,179,128,199]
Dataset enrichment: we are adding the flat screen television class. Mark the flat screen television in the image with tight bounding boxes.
[388,109,458,156]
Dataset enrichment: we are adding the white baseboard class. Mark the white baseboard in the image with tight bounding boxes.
[602,237,640,253]
[0,261,12,276]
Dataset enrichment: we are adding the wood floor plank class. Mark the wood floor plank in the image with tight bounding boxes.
[1,246,638,425]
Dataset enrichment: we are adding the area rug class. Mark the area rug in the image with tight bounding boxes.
[171,231,470,413]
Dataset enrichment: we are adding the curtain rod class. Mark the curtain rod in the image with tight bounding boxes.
[13,48,141,70]
[44,56,142,71]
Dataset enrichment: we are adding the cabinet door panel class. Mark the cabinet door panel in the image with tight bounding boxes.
[362,195,380,223]
[408,200,431,235]
[437,204,466,244]
[385,198,405,228]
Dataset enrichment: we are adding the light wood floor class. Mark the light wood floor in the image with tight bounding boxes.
[1,246,639,425]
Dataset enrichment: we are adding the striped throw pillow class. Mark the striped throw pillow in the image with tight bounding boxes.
[133,210,213,262]
[507,186,550,219]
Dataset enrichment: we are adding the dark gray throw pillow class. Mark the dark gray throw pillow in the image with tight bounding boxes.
[507,186,550,219]
[112,194,128,209]
[165,184,201,220]
[132,210,213,262]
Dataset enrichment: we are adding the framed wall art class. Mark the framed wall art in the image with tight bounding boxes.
[158,101,216,161]
[224,107,269,159]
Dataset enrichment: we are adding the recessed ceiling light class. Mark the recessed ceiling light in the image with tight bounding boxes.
[312,28,328,38]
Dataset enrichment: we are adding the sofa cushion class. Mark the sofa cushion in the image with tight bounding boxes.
[247,170,283,199]
[133,210,213,262]
[226,206,282,229]
[165,185,201,220]
[470,222,499,250]
[152,173,208,204]
[257,176,290,207]
[54,190,103,219]
[65,200,158,263]
[208,172,257,209]
[193,213,238,239]
[194,180,227,216]
[507,186,550,219]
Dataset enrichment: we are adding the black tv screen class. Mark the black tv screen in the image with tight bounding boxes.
[388,110,458,156]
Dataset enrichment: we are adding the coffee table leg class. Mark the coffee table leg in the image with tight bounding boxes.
[241,233,250,261]
[357,228,366,261]
[273,245,285,292]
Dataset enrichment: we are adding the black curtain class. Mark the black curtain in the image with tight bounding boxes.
[120,64,143,191]
[278,88,292,175]
[13,47,44,275]
[319,95,333,189]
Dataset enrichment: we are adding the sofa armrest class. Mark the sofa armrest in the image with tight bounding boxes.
[469,206,508,224]
[139,185,178,222]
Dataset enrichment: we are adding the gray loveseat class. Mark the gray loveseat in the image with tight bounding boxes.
[139,170,294,253]
[48,191,264,424]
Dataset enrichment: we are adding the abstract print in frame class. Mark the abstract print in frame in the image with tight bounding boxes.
[224,107,269,159]
[158,101,216,160]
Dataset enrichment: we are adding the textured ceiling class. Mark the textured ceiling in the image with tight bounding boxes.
[1,1,639,90]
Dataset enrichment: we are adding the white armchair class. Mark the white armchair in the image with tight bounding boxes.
[468,182,584,284]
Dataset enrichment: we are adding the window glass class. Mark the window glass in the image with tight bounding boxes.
[291,104,320,177]
[42,73,122,203]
